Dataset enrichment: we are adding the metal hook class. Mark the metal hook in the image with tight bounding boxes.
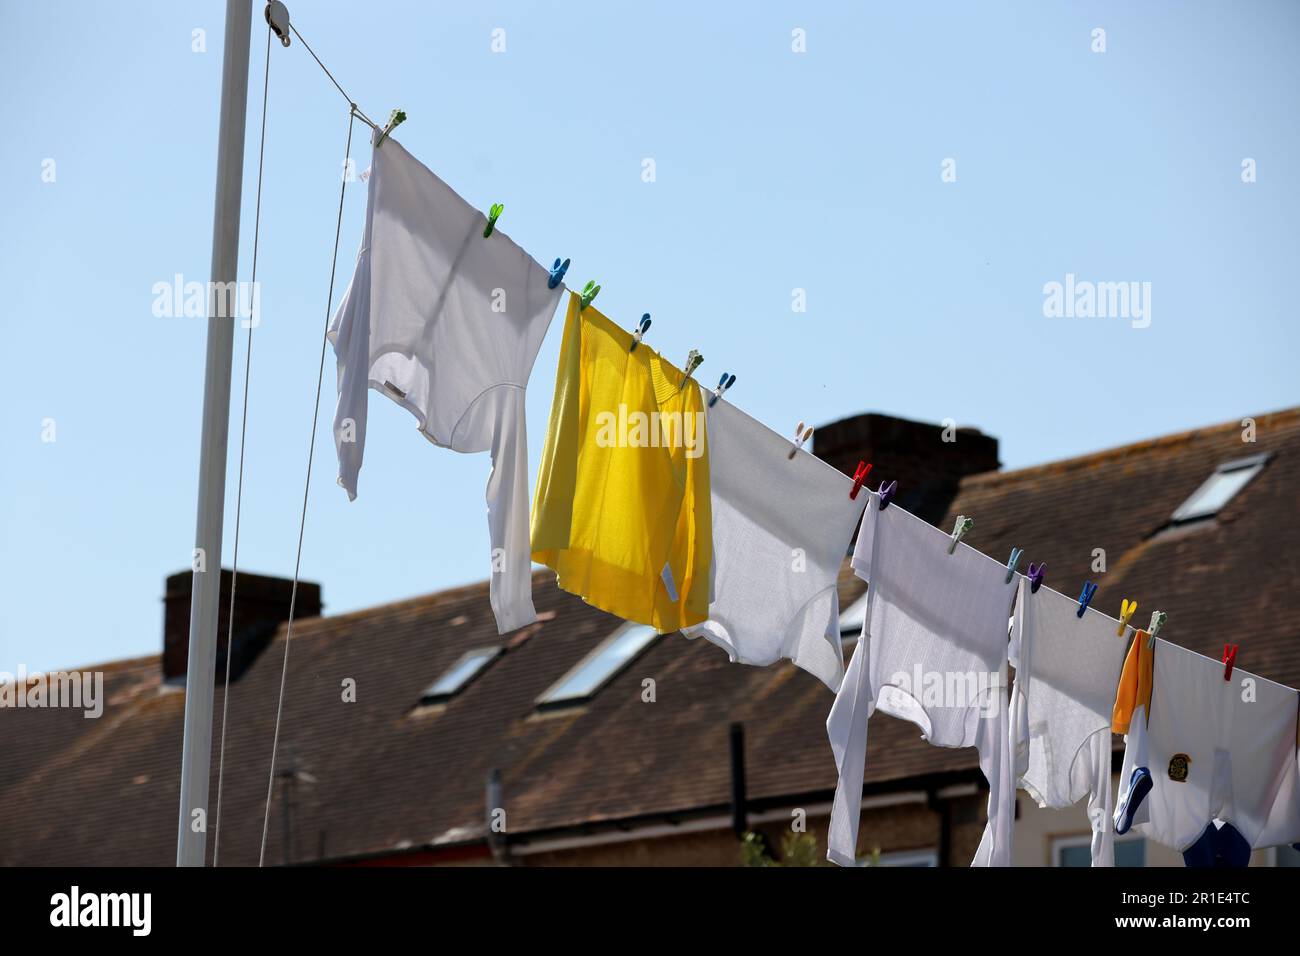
[265,1,292,47]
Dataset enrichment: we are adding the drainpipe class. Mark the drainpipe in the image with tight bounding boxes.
[729,723,747,839]
[927,789,953,867]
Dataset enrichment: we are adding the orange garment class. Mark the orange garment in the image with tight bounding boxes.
[1111,630,1155,734]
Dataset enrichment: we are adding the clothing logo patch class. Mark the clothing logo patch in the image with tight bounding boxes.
[1168,753,1191,782]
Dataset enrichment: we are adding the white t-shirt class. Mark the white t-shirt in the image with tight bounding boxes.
[1008,580,1130,866]
[681,397,867,691]
[1118,638,1300,852]
[826,492,1017,866]
[328,132,561,633]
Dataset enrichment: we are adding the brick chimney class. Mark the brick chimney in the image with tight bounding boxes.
[813,413,1000,526]
[162,570,322,683]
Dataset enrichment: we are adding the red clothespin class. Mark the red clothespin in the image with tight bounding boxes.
[1222,643,1239,682]
[849,461,872,500]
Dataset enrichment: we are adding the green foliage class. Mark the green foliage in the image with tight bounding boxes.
[739,830,825,867]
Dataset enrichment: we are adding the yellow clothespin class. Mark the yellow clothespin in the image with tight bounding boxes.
[1116,599,1137,637]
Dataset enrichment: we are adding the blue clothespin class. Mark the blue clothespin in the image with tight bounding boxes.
[482,203,504,239]
[548,258,570,290]
[1005,547,1024,584]
[708,372,736,407]
[1076,581,1098,618]
[1027,562,1046,593]
[629,314,651,352]
[877,480,897,510]
[579,280,600,311]
[946,516,974,554]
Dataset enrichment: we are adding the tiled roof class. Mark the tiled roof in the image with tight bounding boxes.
[2,408,1296,865]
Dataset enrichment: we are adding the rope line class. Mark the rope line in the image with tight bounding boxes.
[289,23,379,130]
[257,106,357,868]
[211,19,273,869]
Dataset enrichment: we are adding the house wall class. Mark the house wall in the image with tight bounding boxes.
[504,781,1288,867]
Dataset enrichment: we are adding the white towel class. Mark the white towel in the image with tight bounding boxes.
[1008,579,1130,866]
[681,398,867,691]
[328,132,561,634]
[826,492,1017,866]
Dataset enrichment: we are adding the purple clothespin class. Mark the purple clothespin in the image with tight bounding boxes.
[1027,562,1046,594]
[877,480,897,510]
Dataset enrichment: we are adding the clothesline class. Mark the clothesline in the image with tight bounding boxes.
[213,8,1300,871]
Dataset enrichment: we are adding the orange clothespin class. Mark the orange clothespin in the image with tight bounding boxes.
[1116,599,1137,637]
[1222,644,1239,682]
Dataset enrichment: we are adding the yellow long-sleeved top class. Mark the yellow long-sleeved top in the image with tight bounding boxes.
[1111,630,1154,734]
[531,294,711,632]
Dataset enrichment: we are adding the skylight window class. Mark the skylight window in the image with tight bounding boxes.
[1170,453,1269,524]
[419,647,501,705]
[536,622,659,708]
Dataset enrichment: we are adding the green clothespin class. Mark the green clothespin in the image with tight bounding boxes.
[678,350,703,391]
[483,203,504,239]
[579,280,600,311]
[946,515,974,554]
[375,109,406,148]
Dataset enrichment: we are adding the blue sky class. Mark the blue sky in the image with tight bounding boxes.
[2,1,1297,673]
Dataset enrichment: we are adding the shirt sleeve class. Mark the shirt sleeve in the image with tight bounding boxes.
[483,384,537,634]
[327,243,372,501]
[529,293,583,558]
[970,659,1015,867]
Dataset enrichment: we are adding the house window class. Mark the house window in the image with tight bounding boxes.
[536,622,659,708]
[1273,844,1300,867]
[1170,453,1269,524]
[1053,833,1145,867]
[419,647,501,705]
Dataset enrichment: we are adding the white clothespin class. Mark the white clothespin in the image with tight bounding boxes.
[947,515,974,554]
[1146,610,1167,649]
[787,421,814,459]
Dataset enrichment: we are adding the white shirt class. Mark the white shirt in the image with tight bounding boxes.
[681,397,867,691]
[328,132,561,633]
[1008,579,1130,866]
[826,492,1017,866]
[1118,637,1300,852]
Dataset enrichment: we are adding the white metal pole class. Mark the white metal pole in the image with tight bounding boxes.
[177,0,253,867]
